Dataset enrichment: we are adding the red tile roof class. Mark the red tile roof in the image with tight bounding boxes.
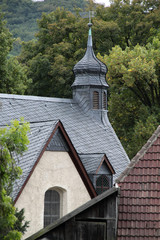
[116,126,160,239]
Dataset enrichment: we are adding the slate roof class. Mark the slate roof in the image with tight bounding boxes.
[79,154,105,174]
[116,125,160,240]
[0,93,129,201]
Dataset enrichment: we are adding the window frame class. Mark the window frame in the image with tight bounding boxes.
[95,174,110,194]
[44,189,60,227]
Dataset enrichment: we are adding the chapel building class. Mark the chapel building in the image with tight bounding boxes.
[0,23,129,239]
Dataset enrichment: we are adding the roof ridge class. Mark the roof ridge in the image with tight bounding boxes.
[0,93,73,103]
[79,153,105,155]
[116,125,160,183]
[29,120,59,127]
[0,120,60,128]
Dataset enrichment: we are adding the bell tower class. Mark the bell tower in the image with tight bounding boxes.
[72,23,109,125]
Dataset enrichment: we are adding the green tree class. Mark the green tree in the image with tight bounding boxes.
[17,0,160,98]
[0,12,13,82]
[96,0,160,48]
[0,12,31,94]
[18,7,120,97]
[0,119,30,239]
[98,37,160,158]
[0,0,87,55]
[103,39,160,108]
[1,0,160,56]
[2,57,31,94]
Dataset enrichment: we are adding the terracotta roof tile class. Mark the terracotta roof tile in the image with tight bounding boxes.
[116,126,160,239]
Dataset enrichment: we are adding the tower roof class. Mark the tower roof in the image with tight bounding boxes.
[72,23,108,87]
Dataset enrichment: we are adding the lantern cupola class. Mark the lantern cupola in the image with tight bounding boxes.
[72,23,109,125]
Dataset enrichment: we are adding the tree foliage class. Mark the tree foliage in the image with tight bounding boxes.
[2,0,160,55]
[17,0,160,98]
[0,13,13,81]
[18,7,121,97]
[0,13,31,94]
[0,119,30,240]
[99,37,160,158]
[0,0,87,55]
[97,0,160,48]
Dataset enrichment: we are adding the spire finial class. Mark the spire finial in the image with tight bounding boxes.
[87,11,94,42]
[88,22,92,37]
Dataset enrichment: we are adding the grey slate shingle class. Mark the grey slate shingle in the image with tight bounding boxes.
[79,154,104,174]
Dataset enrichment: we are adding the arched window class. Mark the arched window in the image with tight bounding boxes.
[96,175,110,194]
[103,92,107,110]
[44,189,60,227]
[93,91,99,109]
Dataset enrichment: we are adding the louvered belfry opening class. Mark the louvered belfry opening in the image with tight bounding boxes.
[103,92,107,110]
[93,91,99,109]
[44,190,60,227]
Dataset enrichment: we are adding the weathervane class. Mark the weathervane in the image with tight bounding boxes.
[79,10,95,23]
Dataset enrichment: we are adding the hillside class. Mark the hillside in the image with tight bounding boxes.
[0,0,87,55]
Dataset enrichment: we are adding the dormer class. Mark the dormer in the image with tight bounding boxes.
[72,23,109,124]
[80,154,115,195]
[94,155,115,194]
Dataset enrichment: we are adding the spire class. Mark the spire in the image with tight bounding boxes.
[72,22,109,126]
[72,23,108,86]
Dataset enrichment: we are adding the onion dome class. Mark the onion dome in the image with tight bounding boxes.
[72,23,108,87]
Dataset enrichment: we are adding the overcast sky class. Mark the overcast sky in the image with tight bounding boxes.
[32,0,110,7]
[94,0,110,7]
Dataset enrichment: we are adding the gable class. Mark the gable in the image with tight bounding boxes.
[98,161,110,174]
[80,154,115,195]
[96,155,115,175]
[79,154,115,175]
[15,150,91,239]
[13,120,96,204]
[46,128,69,151]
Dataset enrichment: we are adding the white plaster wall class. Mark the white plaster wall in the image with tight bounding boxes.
[15,151,91,239]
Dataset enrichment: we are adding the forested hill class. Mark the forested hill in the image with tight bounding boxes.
[0,0,87,55]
